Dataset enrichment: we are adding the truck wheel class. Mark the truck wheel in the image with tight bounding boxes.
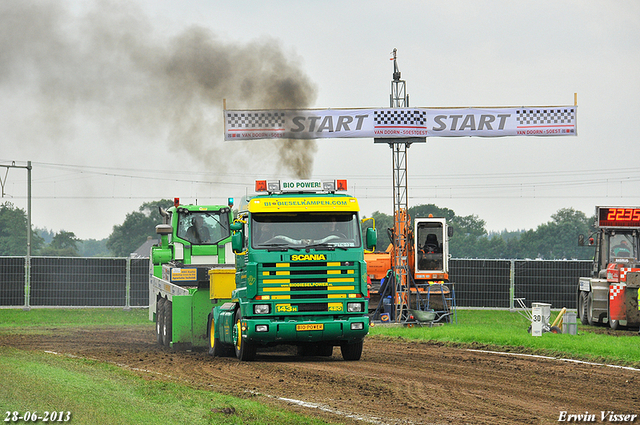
[608,305,621,330]
[579,292,589,325]
[233,310,256,361]
[156,298,165,345]
[340,340,363,361]
[587,293,597,326]
[208,313,230,357]
[162,300,172,347]
[207,313,217,356]
[609,319,619,330]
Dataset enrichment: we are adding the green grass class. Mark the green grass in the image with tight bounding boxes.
[0,347,330,425]
[1,308,638,424]
[0,308,148,327]
[370,309,640,367]
[0,309,334,425]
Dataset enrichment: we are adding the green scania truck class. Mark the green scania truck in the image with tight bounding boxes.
[150,179,376,361]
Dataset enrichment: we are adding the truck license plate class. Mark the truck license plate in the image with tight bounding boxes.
[296,324,323,331]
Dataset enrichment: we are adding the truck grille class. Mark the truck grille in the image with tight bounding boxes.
[259,260,359,313]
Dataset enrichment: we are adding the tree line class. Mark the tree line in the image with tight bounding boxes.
[365,204,596,260]
[0,200,597,260]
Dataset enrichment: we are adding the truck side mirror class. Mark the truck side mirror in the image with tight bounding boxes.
[230,222,245,252]
[232,231,244,253]
[366,227,377,251]
[448,227,454,237]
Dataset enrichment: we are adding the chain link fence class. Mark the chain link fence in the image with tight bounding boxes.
[1,257,592,310]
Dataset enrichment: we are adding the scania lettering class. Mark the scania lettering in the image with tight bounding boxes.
[291,254,327,261]
[208,179,377,361]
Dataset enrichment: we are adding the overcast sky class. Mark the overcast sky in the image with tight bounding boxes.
[1,0,639,241]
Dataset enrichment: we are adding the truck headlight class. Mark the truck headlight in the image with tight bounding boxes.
[347,302,363,312]
[350,322,364,330]
[254,304,271,314]
[255,325,269,332]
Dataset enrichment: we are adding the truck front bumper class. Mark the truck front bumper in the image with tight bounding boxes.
[243,316,369,345]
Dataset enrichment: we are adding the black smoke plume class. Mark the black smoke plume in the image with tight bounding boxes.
[0,1,318,178]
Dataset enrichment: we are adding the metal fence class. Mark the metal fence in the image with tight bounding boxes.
[0,257,592,310]
[0,257,149,308]
[451,259,592,310]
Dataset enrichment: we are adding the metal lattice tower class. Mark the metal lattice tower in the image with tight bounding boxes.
[374,49,426,321]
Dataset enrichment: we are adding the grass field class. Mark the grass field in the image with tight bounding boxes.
[1,308,638,424]
[0,309,333,425]
[369,309,640,367]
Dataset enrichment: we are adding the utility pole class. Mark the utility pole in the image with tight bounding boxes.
[1,161,33,311]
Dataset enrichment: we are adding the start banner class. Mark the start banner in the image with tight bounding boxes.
[224,106,577,140]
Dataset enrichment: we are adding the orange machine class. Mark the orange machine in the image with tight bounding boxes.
[366,214,453,322]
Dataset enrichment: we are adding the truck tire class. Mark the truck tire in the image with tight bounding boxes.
[340,340,363,361]
[579,292,589,326]
[162,300,172,347]
[156,298,165,345]
[208,312,231,357]
[233,310,256,361]
[587,292,597,326]
[608,305,621,330]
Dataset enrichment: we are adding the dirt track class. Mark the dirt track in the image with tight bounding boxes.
[2,326,640,424]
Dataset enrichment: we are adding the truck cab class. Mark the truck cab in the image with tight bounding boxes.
[209,179,377,361]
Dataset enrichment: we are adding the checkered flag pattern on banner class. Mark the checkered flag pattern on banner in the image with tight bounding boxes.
[516,108,575,125]
[374,110,426,126]
[226,112,285,129]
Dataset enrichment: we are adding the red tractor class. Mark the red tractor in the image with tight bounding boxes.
[578,207,640,330]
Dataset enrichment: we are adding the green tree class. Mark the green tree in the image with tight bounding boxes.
[107,199,173,256]
[39,230,80,256]
[515,208,592,260]
[362,211,395,251]
[364,204,489,258]
[35,227,55,244]
[363,204,594,260]
[0,201,44,255]
[77,239,110,257]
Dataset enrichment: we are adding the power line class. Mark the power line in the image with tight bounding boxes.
[3,160,640,201]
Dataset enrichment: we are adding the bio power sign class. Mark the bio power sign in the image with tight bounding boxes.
[224,106,577,140]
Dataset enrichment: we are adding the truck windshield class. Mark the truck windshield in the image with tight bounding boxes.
[609,233,637,261]
[251,212,361,249]
[176,211,230,245]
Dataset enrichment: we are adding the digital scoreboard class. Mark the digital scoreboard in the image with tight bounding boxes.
[598,207,640,228]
